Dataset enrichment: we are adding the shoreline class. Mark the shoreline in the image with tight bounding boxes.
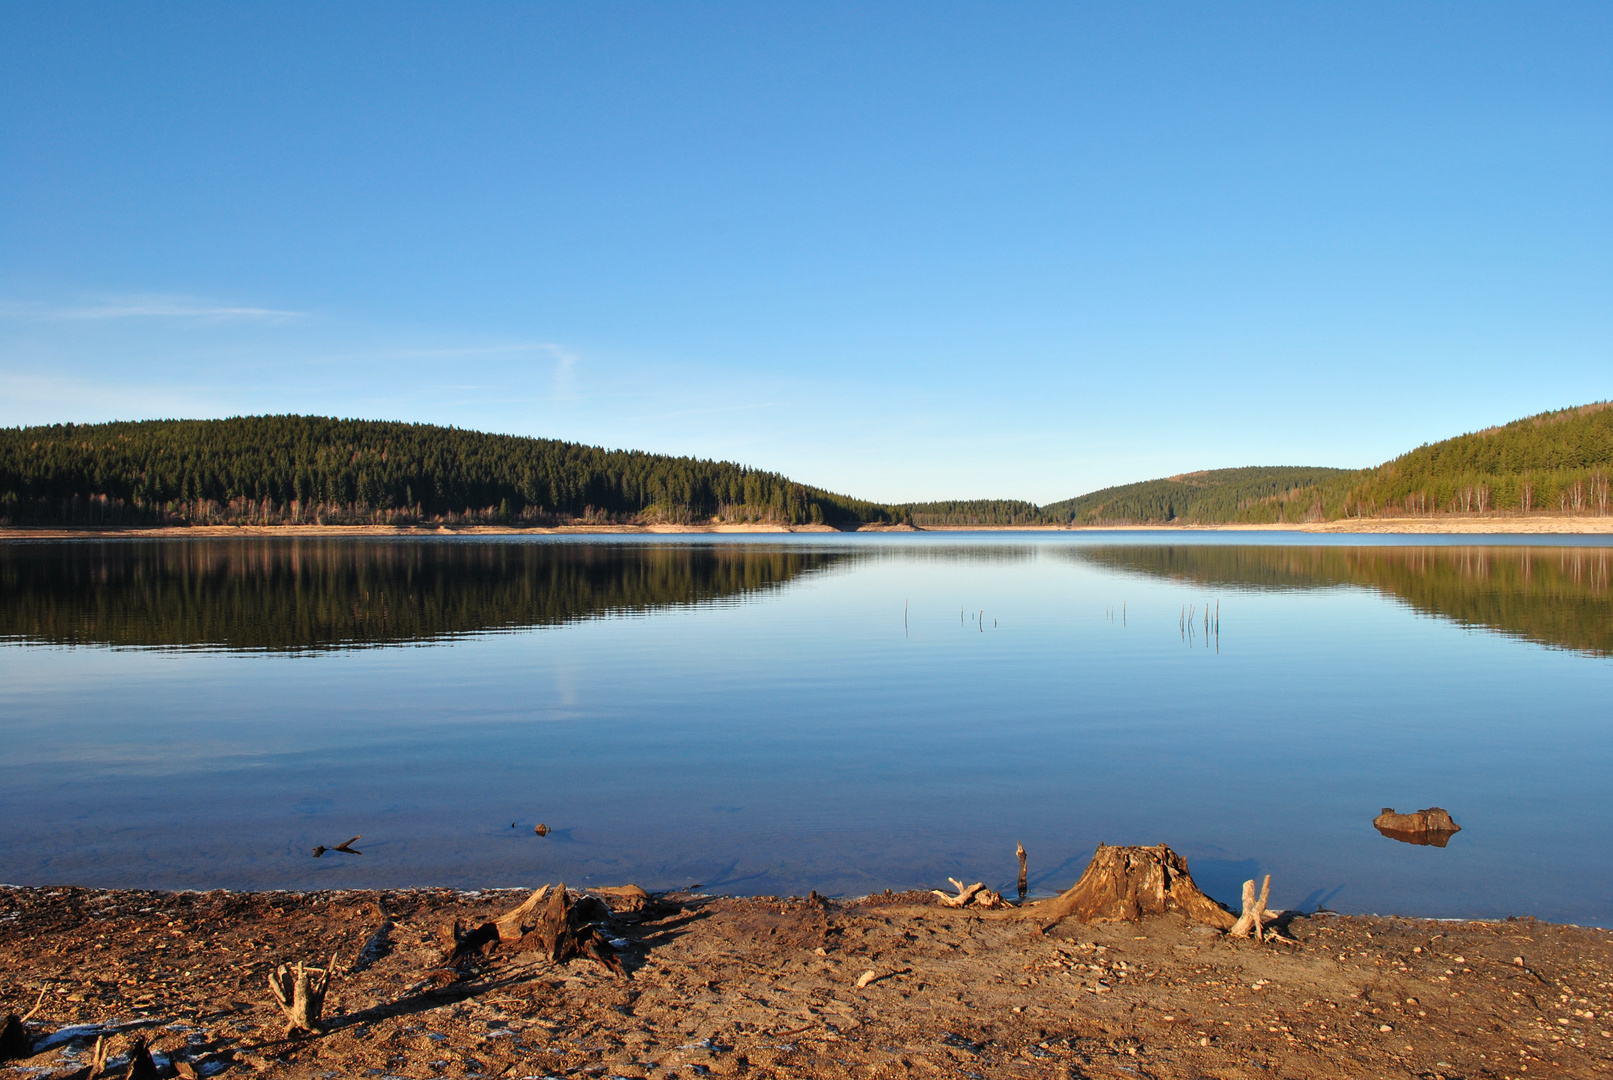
[1,884,1608,1079]
[4,514,1613,539]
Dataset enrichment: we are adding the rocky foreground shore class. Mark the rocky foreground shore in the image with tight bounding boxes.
[2,885,1610,1079]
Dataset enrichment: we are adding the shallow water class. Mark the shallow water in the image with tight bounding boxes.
[2,533,1610,925]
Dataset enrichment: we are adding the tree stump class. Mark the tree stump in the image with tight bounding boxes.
[123,1035,160,1080]
[493,886,552,942]
[1373,807,1461,846]
[0,1016,29,1062]
[513,884,623,974]
[0,989,45,1062]
[1018,844,1235,932]
[268,956,335,1037]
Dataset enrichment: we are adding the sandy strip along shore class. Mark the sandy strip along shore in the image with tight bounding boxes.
[2,886,1609,1079]
[5,516,1613,539]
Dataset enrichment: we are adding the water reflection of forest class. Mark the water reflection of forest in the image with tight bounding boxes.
[0,540,849,652]
[1066,545,1613,658]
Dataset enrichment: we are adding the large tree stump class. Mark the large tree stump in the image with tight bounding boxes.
[1373,807,1461,846]
[493,886,552,942]
[268,956,335,1037]
[0,990,46,1061]
[0,1016,29,1062]
[1018,844,1235,932]
[122,1035,160,1080]
[513,884,623,974]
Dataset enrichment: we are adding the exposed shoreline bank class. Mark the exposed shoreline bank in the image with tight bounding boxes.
[1,884,1609,1079]
[5,514,1613,539]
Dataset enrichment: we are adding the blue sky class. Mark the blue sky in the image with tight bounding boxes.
[2,3,1609,503]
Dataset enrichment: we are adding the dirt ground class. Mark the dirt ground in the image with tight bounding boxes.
[2,886,1610,1080]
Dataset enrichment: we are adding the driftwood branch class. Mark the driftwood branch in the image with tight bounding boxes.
[311,835,362,858]
[1230,875,1270,939]
[931,878,1006,909]
[87,1036,110,1077]
[267,954,336,1037]
[932,878,985,907]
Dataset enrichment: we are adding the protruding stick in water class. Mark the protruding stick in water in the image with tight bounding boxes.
[1016,842,1028,901]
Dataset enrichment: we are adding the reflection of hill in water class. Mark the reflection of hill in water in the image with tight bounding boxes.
[1067,545,1613,658]
[0,540,848,652]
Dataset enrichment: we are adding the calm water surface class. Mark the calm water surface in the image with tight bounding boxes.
[2,534,1610,925]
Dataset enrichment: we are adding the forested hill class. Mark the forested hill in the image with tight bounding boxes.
[0,416,895,528]
[6,402,1611,530]
[1038,401,1613,524]
[1326,401,1613,518]
[1040,467,1355,526]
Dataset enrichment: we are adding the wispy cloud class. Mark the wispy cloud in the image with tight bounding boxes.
[0,295,305,321]
[540,342,580,399]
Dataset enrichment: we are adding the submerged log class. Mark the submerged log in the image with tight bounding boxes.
[267,956,335,1037]
[1374,807,1461,846]
[1019,844,1236,932]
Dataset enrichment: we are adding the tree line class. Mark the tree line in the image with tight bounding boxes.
[6,403,1611,530]
[0,416,896,528]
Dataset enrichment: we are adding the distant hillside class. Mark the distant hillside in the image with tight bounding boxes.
[1040,466,1356,525]
[1038,402,1613,525]
[888,499,1044,526]
[0,416,895,528]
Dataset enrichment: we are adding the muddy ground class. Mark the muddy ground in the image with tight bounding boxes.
[2,885,1610,1079]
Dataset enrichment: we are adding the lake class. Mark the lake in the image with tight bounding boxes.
[2,533,1610,926]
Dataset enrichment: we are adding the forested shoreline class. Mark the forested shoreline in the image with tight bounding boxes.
[3,404,1612,529]
[0,416,896,529]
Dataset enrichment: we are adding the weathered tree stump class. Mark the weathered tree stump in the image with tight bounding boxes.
[1018,844,1236,932]
[123,1035,160,1080]
[0,1016,29,1062]
[267,956,335,1037]
[493,886,552,942]
[1016,842,1029,901]
[1373,807,1461,846]
[0,989,45,1062]
[512,884,623,974]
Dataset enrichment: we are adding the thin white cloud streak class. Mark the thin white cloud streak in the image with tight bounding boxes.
[0,296,304,321]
